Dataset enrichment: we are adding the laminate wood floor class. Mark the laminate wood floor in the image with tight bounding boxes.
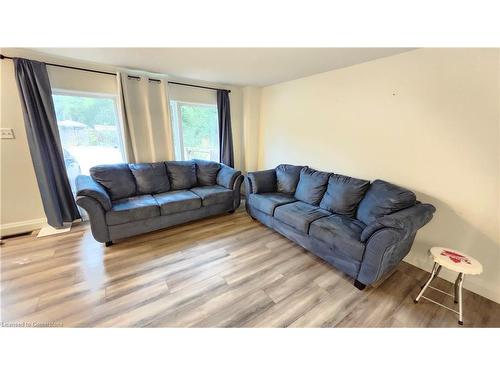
[2,207,499,328]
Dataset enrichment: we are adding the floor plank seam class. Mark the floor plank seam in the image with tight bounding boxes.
[2,207,499,327]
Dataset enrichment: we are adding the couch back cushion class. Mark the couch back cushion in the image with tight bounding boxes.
[217,165,241,189]
[357,179,417,224]
[294,167,330,206]
[319,174,370,217]
[276,164,305,194]
[165,160,197,190]
[129,162,170,195]
[90,164,136,200]
[194,159,221,186]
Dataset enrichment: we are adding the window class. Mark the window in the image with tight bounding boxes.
[52,90,125,193]
[169,101,219,162]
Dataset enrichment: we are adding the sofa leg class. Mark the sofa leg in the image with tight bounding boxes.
[105,241,113,247]
[228,210,235,214]
[354,280,366,290]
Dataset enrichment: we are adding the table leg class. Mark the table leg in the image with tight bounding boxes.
[454,274,460,304]
[415,262,440,303]
[457,273,464,325]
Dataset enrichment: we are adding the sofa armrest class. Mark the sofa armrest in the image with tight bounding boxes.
[357,227,413,285]
[246,169,276,194]
[360,203,436,242]
[232,175,244,209]
[217,165,242,189]
[76,175,112,211]
[356,203,435,285]
[76,196,110,243]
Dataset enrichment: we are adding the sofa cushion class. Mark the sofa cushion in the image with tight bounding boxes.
[194,159,221,186]
[319,174,370,217]
[357,180,417,225]
[106,195,160,225]
[129,162,170,195]
[153,190,201,215]
[248,193,297,215]
[294,167,330,206]
[309,215,366,261]
[190,185,233,206]
[90,164,136,200]
[276,164,304,194]
[274,201,330,234]
[166,160,197,190]
[247,169,276,193]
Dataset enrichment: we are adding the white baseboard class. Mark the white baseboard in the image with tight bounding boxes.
[0,217,47,237]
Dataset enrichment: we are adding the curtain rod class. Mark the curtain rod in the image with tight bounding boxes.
[0,54,230,93]
[168,81,230,93]
[0,53,117,77]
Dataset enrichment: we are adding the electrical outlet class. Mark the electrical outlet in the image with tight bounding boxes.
[1,128,15,139]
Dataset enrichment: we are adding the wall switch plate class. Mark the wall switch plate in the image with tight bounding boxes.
[1,128,15,139]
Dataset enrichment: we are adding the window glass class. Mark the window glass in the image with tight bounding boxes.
[52,92,125,192]
[169,101,219,162]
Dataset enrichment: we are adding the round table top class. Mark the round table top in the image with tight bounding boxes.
[430,247,482,275]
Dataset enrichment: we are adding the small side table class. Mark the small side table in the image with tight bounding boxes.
[414,247,482,325]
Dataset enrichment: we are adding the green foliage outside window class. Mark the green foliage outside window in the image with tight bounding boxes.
[53,94,118,127]
[53,94,120,148]
[180,104,218,149]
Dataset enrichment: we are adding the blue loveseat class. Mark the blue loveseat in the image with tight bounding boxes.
[245,165,435,289]
[76,159,243,246]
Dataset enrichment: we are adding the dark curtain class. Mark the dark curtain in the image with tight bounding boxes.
[217,89,234,167]
[14,58,81,228]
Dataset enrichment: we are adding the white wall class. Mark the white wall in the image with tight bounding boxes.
[241,86,261,172]
[169,83,218,105]
[1,52,46,234]
[0,48,244,236]
[258,48,500,303]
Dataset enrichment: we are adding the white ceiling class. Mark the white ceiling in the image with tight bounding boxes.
[31,48,414,87]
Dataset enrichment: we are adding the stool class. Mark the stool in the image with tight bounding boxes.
[414,247,482,325]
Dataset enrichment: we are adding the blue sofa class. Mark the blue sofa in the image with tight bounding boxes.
[245,165,435,289]
[76,159,243,246]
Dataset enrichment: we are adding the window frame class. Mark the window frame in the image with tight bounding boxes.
[170,99,220,161]
[51,88,127,164]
